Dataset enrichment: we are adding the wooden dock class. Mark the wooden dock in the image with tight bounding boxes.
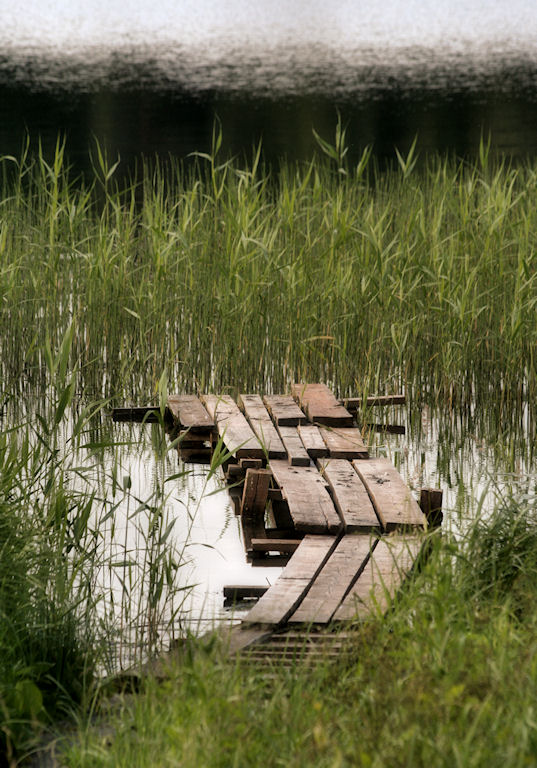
[113,383,442,667]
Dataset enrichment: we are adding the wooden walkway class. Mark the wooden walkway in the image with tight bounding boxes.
[114,383,441,666]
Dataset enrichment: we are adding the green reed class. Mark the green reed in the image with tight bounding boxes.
[2,135,537,421]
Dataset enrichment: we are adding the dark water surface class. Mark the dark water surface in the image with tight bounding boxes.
[2,0,537,169]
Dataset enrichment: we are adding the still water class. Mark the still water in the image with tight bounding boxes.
[2,0,537,167]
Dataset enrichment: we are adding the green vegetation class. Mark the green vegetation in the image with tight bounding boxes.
[65,497,537,768]
[2,134,537,764]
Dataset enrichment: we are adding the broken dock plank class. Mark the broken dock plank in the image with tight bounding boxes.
[238,394,287,459]
[292,383,354,427]
[201,395,265,459]
[343,394,406,410]
[276,426,311,466]
[318,459,381,532]
[297,424,329,458]
[352,458,427,530]
[269,460,342,534]
[243,535,337,625]
[112,406,159,422]
[318,426,369,459]
[167,394,215,432]
[263,394,308,426]
[290,535,373,624]
[333,535,423,621]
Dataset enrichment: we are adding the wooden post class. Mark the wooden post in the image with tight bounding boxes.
[240,469,271,551]
[420,488,443,530]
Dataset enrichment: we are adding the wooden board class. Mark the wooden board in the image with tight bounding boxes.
[112,406,159,422]
[250,539,301,553]
[318,459,381,532]
[343,395,406,409]
[167,394,215,432]
[352,457,427,530]
[290,534,373,624]
[269,460,342,533]
[263,395,307,426]
[243,535,337,625]
[333,535,423,620]
[238,394,287,459]
[318,426,369,459]
[201,395,265,459]
[297,424,328,458]
[276,426,311,466]
[292,383,354,427]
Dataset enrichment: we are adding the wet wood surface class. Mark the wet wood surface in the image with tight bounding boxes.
[243,535,337,625]
[238,394,287,458]
[292,383,354,427]
[269,460,342,533]
[202,395,265,459]
[352,457,427,530]
[318,459,381,532]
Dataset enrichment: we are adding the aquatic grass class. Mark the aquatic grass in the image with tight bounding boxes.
[2,136,537,430]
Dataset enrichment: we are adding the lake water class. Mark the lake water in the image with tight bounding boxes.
[3,0,537,168]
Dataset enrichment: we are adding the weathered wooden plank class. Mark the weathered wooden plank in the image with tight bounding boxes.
[112,406,159,422]
[269,460,342,533]
[167,394,214,432]
[250,538,301,553]
[297,424,329,458]
[292,383,354,427]
[201,395,265,459]
[223,585,268,606]
[318,426,369,459]
[333,535,423,620]
[343,395,406,409]
[290,534,373,623]
[263,395,308,426]
[419,488,444,530]
[318,459,381,532]
[276,426,311,466]
[244,535,337,625]
[240,469,271,550]
[352,458,427,530]
[238,394,287,458]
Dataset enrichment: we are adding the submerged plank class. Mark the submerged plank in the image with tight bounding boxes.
[292,383,354,427]
[244,535,337,625]
[269,460,342,533]
[201,395,265,459]
[318,426,369,459]
[352,457,427,530]
[263,395,308,426]
[238,394,287,458]
[318,459,381,532]
[276,426,311,466]
[297,424,329,458]
[290,534,373,624]
[333,535,423,620]
[112,406,159,422]
[167,394,215,432]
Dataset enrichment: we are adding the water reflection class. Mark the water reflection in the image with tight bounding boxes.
[2,0,537,165]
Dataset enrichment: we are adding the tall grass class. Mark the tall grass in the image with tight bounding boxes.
[2,135,537,426]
